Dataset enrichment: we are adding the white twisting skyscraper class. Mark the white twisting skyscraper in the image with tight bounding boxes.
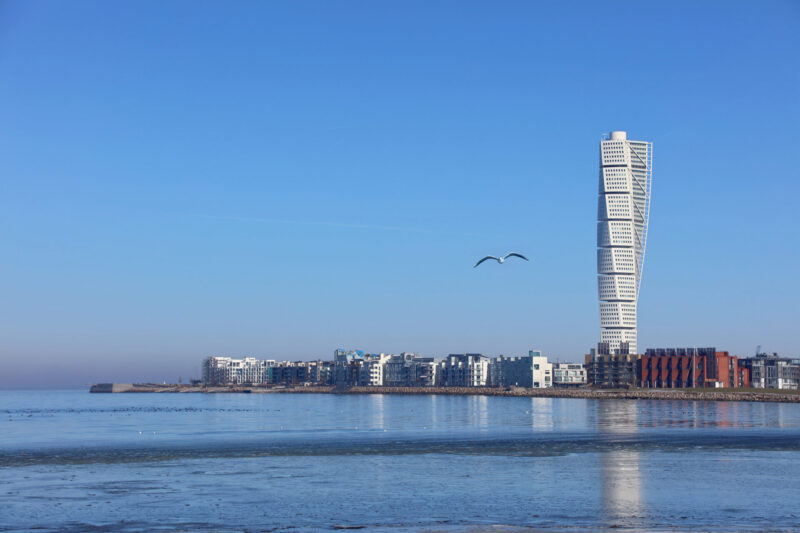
[597,131,652,355]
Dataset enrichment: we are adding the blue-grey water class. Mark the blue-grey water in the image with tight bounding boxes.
[2,390,800,532]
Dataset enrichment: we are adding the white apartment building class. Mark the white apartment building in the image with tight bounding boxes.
[440,354,490,387]
[552,363,587,387]
[358,353,391,386]
[531,355,552,388]
[598,131,653,355]
[202,356,274,385]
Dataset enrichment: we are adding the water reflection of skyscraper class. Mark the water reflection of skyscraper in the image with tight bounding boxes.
[597,401,643,527]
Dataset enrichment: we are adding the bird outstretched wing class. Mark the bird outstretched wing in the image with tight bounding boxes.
[474,256,500,268]
[504,252,529,261]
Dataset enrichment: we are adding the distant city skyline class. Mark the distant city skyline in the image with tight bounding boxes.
[1,1,798,388]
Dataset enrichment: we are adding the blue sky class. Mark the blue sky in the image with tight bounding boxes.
[1,1,798,387]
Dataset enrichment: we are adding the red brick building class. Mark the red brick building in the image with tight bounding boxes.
[709,351,749,388]
[639,348,748,389]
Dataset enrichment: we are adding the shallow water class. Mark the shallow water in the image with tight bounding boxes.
[2,390,799,531]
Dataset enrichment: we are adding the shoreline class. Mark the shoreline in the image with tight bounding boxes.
[89,383,800,403]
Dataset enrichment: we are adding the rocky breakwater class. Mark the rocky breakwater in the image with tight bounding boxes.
[332,386,800,403]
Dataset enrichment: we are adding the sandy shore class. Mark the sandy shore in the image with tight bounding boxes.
[89,383,800,403]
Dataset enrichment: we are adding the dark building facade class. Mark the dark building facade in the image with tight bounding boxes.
[585,351,640,388]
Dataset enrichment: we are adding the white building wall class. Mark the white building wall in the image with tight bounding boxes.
[202,356,271,385]
[358,353,391,386]
[531,356,552,388]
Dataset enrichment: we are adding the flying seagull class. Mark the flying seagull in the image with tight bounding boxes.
[474,252,529,268]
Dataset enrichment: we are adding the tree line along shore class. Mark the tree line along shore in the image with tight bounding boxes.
[89,383,800,403]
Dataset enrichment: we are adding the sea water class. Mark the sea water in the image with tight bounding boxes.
[1,390,800,532]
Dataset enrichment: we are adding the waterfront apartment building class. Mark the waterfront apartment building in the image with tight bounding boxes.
[358,353,391,386]
[530,352,552,388]
[383,353,438,387]
[269,360,334,386]
[333,349,365,386]
[203,356,335,386]
[333,349,439,387]
[552,363,587,387]
[639,348,715,388]
[585,349,640,388]
[597,131,653,355]
[202,356,274,386]
[440,354,490,387]
[306,360,334,385]
[741,353,800,390]
[639,348,749,389]
[489,351,552,388]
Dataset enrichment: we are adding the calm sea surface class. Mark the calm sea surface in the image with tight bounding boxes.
[2,390,800,532]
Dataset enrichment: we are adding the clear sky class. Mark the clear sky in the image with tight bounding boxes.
[1,1,798,388]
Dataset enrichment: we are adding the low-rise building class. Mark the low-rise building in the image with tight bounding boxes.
[531,352,552,389]
[741,353,800,390]
[489,350,553,388]
[552,362,586,387]
[639,348,748,389]
[585,346,640,388]
[639,347,715,389]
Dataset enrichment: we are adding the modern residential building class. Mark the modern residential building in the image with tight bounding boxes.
[333,349,365,386]
[408,357,438,387]
[269,361,308,385]
[440,354,490,387]
[270,360,335,385]
[202,356,274,386]
[332,349,444,387]
[202,357,336,386]
[639,348,750,389]
[358,353,391,386]
[530,352,552,388]
[383,353,438,387]
[706,351,748,388]
[597,131,653,355]
[741,353,800,390]
[639,347,716,388]
[585,349,640,388]
[552,362,587,387]
[489,351,550,388]
[306,360,335,385]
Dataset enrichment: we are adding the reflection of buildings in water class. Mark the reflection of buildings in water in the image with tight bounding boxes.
[598,401,642,525]
[530,398,554,431]
[468,395,489,428]
[369,393,385,429]
[749,401,788,430]
[716,401,733,428]
[429,393,438,430]
[776,403,788,429]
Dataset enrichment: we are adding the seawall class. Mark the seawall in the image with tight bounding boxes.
[88,384,800,403]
